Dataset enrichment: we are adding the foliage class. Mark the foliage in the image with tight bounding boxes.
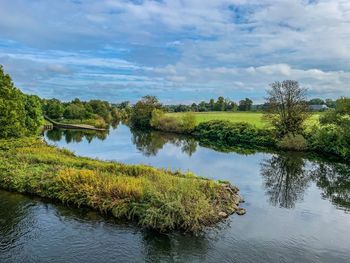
[63,103,88,120]
[309,97,350,161]
[42,97,120,127]
[43,99,64,119]
[130,96,162,128]
[277,134,308,151]
[238,98,253,111]
[194,120,276,148]
[151,110,196,134]
[24,95,44,134]
[0,137,241,232]
[308,124,350,161]
[0,66,43,138]
[265,80,309,137]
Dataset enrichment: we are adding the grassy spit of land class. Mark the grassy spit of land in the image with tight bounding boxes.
[0,137,244,232]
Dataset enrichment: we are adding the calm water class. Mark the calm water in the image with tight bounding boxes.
[1,124,350,263]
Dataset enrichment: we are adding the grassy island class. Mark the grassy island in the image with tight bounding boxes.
[0,137,244,232]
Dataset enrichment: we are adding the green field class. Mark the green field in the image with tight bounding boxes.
[167,112,321,128]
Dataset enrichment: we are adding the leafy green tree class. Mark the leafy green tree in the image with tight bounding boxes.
[0,66,43,138]
[131,96,161,128]
[87,100,111,122]
[63,103,86,120]
[24,95,44,134]
[265,80,309,137]
[214,96,225,111]
[238,98,253,111]
[0,66,27,138]
[335,97,350,114]
[44,99,64,119]
[308,98,325,105]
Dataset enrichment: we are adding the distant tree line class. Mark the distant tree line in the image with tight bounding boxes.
[163,96,336,113]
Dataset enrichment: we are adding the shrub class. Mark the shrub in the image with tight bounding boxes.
[277,133,308,151]
[150,110,196,134]
[194,120,276,148]
[308,124,350,160]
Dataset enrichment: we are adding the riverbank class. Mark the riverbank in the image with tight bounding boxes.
[0,137,244,232]
[149,114,349,163]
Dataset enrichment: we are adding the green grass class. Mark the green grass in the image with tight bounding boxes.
[167,112,321,128]
[0,137,242,232]
[59,118,107,128]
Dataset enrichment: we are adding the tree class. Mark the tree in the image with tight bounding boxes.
[214,96,225,111]
[63,103,86,120]
[238,98,253,111]
[24,95,44,134]
[335,97,350,115]
[0,66,43,138]
[265,80,309,137]
[308,98,324,105]
[130,96,161,128]
[44,99,64,119]
[0,66,27,138]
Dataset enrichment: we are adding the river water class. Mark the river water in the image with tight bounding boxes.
[1,124,350,263]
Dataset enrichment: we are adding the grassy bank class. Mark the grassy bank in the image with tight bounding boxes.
[59,118,108,129]
[0,137,244,232]
[167,112,322,128]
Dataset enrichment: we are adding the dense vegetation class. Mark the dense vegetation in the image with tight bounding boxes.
[0,66,43,138]
[194,121,276,149]
[0,137,242,232]
[42,98,129,128]
[150,109,196,134]
[130,96,162,128]
[307,97,350,161]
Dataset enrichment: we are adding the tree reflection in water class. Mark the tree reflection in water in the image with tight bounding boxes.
[130,128,198,157]
[311,162,350,212]
[260,153,311,208]
[46,128,109,144]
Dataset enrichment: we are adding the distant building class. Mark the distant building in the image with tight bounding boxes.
[309,104,329,111]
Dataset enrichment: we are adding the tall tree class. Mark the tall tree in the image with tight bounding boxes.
[0,66,27,138]
[238,98,253,111]
[130,96,162,128]
[265,80,309,136]
[0,66,43,138]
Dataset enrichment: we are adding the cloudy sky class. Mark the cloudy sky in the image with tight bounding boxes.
[0,0,350,103]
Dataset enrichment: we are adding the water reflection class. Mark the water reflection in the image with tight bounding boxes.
[311,162,350,212]
[130,128,198,156]
[46,128,109,143]
[260,153,311,208]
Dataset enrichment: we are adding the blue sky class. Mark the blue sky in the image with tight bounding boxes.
[0,0,349,103]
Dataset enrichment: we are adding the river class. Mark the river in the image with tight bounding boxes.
[1,124,350,263]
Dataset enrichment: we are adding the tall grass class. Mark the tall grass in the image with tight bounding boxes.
[0,137,242,232]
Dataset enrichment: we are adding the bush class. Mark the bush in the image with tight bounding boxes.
[150,110,196,134]
[308,124,350,160]
[277,134,308,151]
[194,120,276,148]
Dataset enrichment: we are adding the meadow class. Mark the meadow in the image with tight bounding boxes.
[167,112,322,128]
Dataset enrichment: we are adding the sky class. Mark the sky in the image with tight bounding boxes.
[0,0,350,104]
